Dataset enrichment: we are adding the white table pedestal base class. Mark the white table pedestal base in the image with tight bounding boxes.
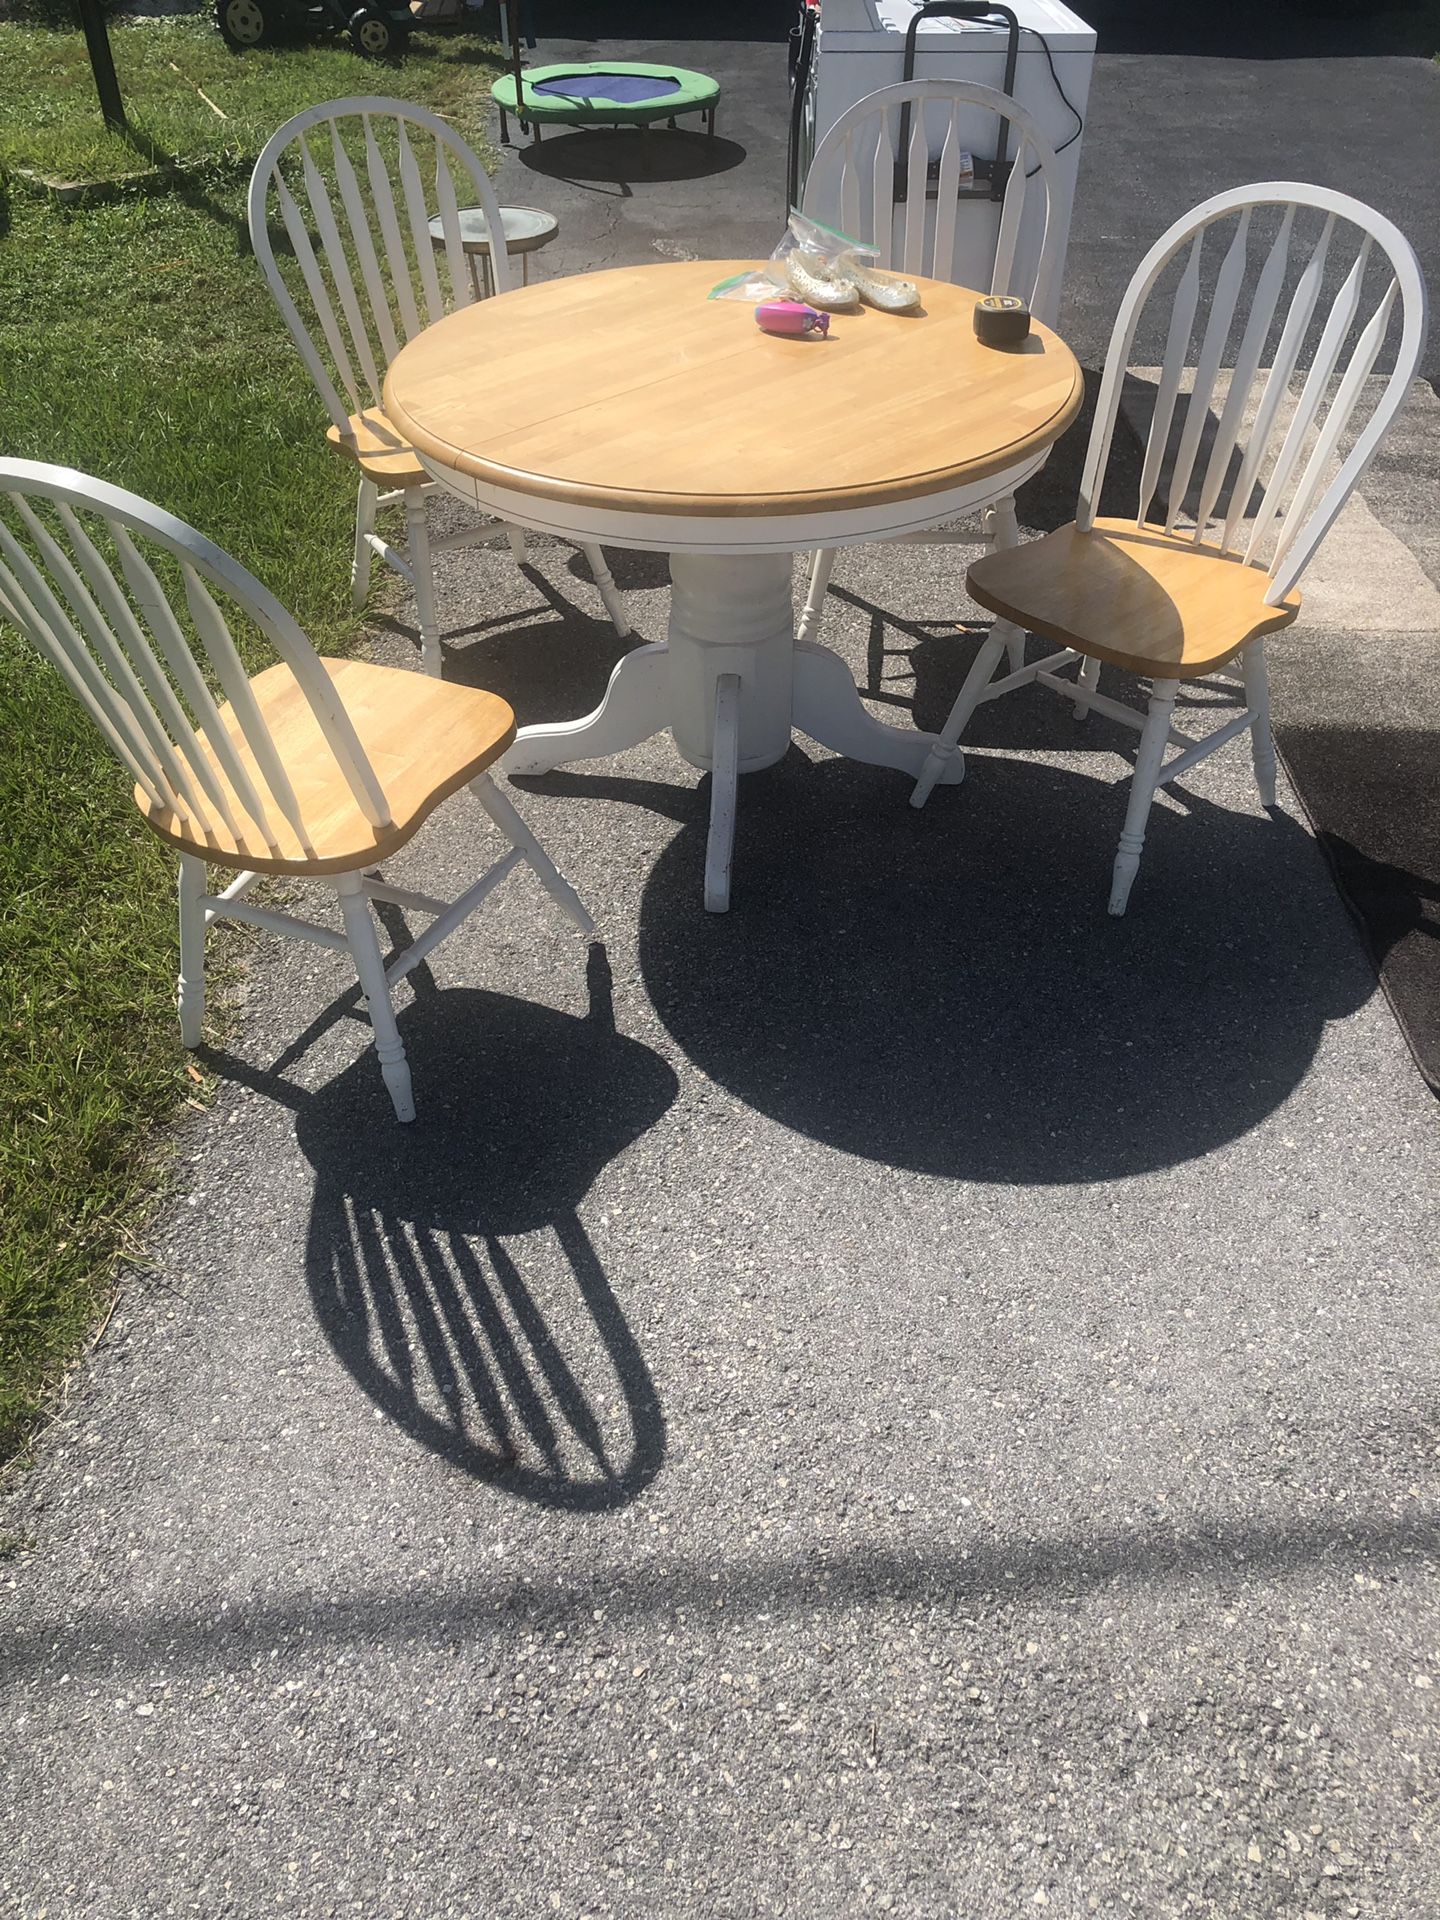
[505,550,964,911]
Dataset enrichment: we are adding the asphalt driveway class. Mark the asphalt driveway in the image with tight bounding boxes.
[4,13,1439,1918]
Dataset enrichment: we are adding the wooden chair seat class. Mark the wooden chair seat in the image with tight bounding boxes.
[967,517,1302,679]
[136,658,516,874]
[325,409,430,487]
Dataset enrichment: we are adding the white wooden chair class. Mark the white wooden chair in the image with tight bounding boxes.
[911,183,1429,915]
[0,460,595,1122]
[247,98,629,677]
[797,79,1065,664]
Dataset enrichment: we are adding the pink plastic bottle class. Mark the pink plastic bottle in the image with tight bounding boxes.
[754,299,830,337]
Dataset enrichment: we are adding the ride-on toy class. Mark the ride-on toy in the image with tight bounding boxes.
[217,0,463,60]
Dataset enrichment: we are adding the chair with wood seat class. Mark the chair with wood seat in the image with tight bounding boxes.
[247,98,629,677]
[0,460,595,1122]
[912,182,1429,915]
[796,79,1065,667]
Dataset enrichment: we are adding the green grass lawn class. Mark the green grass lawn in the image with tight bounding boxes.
[2,12,498,182]
[0,18,501,1458]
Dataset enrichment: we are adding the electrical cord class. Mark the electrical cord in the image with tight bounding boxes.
[1020,24,1085,176]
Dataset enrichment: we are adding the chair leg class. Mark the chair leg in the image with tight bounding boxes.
[987,495,1025,675]
[403,487,442,677]
[797,548,836,646]
[470,773,595,938]
[1108,678,1179,918]
[177,854,207,1048]
[1072,653,1102,721]
[580,542,631,638]
[336,875,415,1123]
[1242,640,1278,807]
[506,523,528,568]
[352,478,377,611]
[910,624,1009,809]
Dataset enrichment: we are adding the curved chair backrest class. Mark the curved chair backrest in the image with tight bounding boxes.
[802,79,1065,317]
[248,98,512,442]
[0,461,390,859]
[1078,183,1429,606]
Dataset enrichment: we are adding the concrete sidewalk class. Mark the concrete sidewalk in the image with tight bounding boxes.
[5,23,1440,1920]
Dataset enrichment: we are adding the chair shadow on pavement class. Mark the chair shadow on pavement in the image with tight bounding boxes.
[211,948,677,1510]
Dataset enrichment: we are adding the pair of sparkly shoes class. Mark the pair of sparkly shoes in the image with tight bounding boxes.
[784,248,921,313]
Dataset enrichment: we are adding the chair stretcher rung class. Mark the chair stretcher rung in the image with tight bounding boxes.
[429,524,513,555]
[384,848,524,986]
[1155,708,1255,786]
[364,532,413,583]
[361,877,450,916]
[976,647,1079,704]
[206,895,350,952]
[1031,667,1202,747]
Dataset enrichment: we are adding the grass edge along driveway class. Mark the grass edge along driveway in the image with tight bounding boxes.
[0,20,502,1463]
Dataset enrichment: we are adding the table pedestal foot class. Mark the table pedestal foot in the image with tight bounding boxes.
[704,674,741,913]
[505,642,671,775]
[792,641,966,784]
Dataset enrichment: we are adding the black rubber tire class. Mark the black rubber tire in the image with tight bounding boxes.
[216,0,273,48]
[349,6,409,56]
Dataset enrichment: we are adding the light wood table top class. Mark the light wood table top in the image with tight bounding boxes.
[382,260,1084,522]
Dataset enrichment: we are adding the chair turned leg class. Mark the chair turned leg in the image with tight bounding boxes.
[797,548,836,646]
[987,495,1025,675]
[910,624,1008,809]
[403,487,442,677]
[505,523,528,568]
[470,774,596,938]
[352,478,377,611]
[1242,640,1278,807]
[1072,653,1101,721]
[580,542,631,638]
[177,855,207,1048]
[336,876,415,1123]
[1108,678,1178,918]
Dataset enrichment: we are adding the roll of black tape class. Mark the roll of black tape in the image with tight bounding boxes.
[973,294,1031,348]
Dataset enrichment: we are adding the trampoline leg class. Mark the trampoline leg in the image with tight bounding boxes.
[707,106,716,136]
[498,105,509,144]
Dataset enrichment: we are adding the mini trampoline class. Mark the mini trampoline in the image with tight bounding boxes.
[493,60,721,147]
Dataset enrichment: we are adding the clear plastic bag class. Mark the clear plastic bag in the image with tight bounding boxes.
[709,208,878,303]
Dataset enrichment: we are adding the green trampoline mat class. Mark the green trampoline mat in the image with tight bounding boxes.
[492,62,720,126]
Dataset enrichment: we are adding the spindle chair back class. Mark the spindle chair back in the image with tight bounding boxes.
[247,99,629,673]
[249,96,513,443]
[796,81,1065,659]
[1079,182,1427,605]
[803,77,1066,316]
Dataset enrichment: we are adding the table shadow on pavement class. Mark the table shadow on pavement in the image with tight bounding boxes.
[218,947,676,1508]
[591,696,1372,1184]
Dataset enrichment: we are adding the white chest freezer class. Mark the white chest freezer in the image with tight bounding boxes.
[793,0,1095,323]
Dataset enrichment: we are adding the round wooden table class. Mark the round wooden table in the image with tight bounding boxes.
[383,260,1083,910]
